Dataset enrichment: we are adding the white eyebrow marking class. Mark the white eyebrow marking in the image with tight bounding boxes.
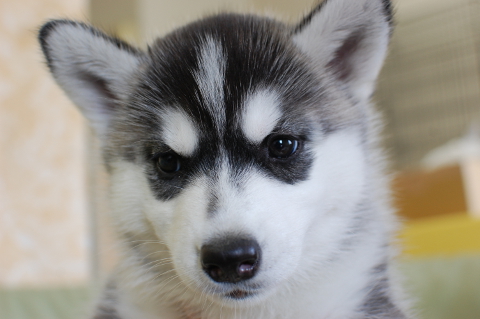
[242,90,282,143]
[161,108,198,156]
[194,36,226,132]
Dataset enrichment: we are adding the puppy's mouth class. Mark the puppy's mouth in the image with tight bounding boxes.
[226,289,255,300]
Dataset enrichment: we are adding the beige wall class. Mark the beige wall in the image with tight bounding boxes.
[0,0,88,287]
[103,0,316,44]
[250,0,315,21]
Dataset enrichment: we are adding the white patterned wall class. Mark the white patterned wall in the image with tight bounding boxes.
[376,0,480,168]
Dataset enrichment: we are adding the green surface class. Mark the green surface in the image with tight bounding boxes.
[1,255,480,319]
[401,255,480,319]
[0,286,91,319]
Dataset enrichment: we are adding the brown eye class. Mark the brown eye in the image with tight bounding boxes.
[268,136,299,158]
[157,152,181,174]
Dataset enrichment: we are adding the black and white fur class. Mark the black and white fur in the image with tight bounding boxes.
[39,0,411,318]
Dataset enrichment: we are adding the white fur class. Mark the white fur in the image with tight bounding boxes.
[194,37,226,132]
[106,129,396,319]
[160,108,199,156]
[242,90,281,143]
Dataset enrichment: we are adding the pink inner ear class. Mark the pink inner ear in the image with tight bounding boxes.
[327,30,365,82]
[77,70,118,113]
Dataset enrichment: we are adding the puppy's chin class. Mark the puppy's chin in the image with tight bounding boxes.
[206,288,270,307]
[184,274,274,307]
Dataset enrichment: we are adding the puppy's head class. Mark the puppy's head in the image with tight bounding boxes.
[39,0,392,306]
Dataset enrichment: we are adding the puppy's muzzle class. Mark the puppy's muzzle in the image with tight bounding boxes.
[201,237,261,283]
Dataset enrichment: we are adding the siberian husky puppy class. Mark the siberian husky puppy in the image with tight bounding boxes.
[39,0,411,318]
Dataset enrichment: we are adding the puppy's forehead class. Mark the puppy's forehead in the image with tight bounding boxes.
[194,37,226,132]
[127,14,322,156]
[143,15,314,106]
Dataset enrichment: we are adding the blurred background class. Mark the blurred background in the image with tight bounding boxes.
[0,0,479,318]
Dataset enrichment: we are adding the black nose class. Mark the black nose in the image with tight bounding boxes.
[201,237,261,283]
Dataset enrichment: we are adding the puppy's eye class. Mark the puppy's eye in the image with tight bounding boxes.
[156,152,181,174]
[268,136,299,158]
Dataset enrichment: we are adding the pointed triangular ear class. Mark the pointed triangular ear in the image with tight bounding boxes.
[39,20,145,138]
[293,0,392,102]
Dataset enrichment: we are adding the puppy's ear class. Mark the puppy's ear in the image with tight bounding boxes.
[293,0,392,102]
[39,20,145,138]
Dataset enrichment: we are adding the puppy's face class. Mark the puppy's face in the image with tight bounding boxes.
[108,75,366,305]
[39,0,391,306]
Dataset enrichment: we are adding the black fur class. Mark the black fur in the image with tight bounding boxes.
[360,263,407,318]
[112,14,325,201]
[382,0,394,26]
[93,283,122,319]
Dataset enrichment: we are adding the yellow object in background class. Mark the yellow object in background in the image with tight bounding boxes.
[400,212,480,257]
